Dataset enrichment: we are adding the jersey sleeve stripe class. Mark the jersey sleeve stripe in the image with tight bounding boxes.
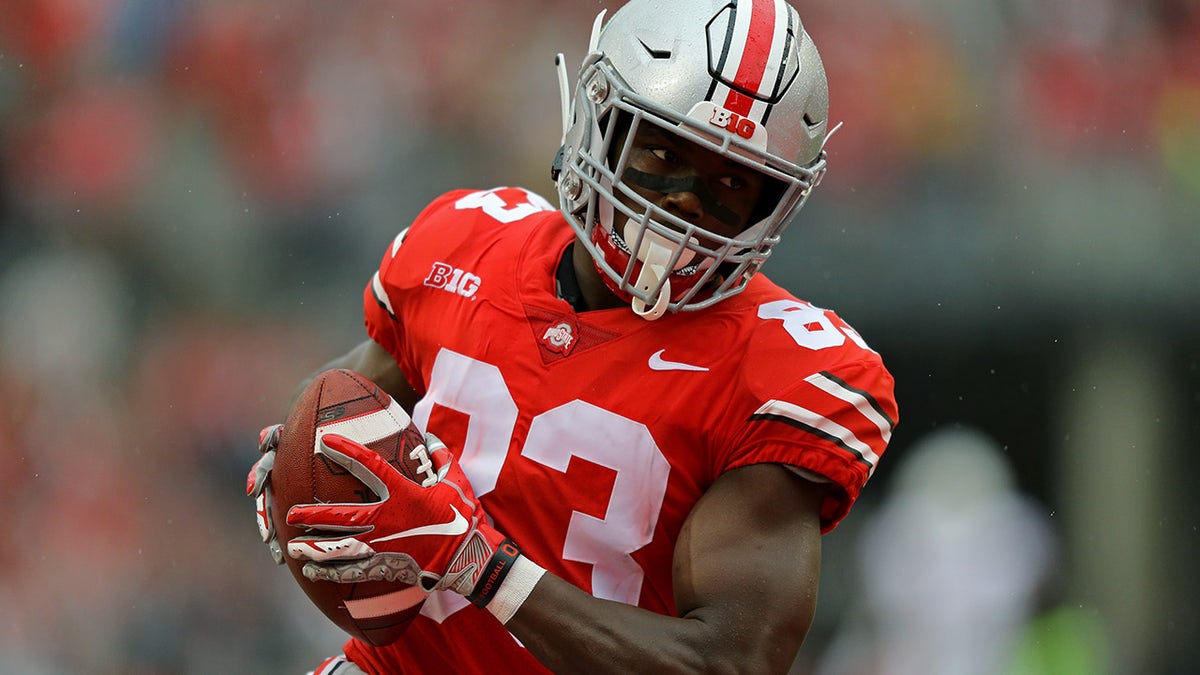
[390,227,410,257]
[371,271,397,320]
[311,654,365,675]
[804,371,896,441]
[750,399,879,474]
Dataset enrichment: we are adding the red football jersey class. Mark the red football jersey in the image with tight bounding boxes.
[345,187,897,674]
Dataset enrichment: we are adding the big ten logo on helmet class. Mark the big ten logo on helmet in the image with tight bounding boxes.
[709,107,756,140]
[424,262,481,298]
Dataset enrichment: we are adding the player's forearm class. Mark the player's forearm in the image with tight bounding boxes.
[505,571,785,675]
[289,339,418,412]
[499,466,823,674]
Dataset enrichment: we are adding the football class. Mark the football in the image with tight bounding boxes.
[271,368,430,646]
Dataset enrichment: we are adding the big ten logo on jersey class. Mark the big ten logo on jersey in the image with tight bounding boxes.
[424,262,481,298]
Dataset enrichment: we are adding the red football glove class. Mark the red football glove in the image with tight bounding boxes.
[247,423,285,565]
[285,433,523,607]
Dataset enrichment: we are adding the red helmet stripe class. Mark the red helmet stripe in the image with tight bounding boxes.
[723,0,780,117]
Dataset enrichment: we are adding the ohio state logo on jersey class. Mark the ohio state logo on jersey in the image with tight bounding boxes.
[541,321,576,356]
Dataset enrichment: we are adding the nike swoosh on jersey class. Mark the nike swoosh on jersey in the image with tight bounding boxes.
[372,505,469,544]
[648,349,710,372]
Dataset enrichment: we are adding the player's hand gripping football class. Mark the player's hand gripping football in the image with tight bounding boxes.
[285,433,522,607]
[246,423,285,564]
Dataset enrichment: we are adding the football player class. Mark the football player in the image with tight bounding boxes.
[249,0,897,672]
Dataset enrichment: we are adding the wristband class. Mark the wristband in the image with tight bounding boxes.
[484,554,546,625]
[467,539,523,608]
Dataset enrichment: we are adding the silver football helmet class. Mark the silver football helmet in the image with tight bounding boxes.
[554,0,830,319]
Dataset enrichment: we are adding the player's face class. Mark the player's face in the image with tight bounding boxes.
[615,123,767,240]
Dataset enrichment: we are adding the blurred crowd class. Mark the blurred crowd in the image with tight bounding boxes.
[1,0,1197,672]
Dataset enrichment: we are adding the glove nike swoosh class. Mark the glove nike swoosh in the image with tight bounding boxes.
[371,505,469,544]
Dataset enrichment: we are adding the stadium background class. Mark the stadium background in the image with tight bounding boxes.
[0,1,1196,672]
